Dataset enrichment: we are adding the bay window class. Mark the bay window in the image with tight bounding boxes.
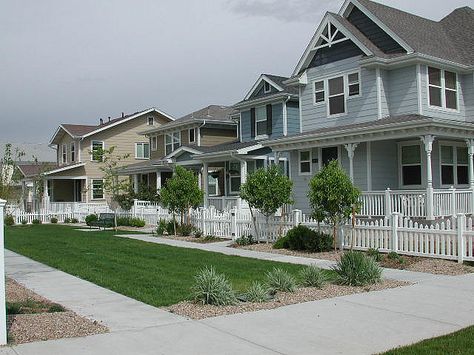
[165,132,180,155]
[428,67,457,110]
[401,145,422,186]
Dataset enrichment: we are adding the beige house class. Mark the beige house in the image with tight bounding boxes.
[45,108,174,203]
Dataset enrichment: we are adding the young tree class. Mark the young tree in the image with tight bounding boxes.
[240,164,293,243]
[160,166,203,235]
[0,143,25,203]
[307,160,360,250]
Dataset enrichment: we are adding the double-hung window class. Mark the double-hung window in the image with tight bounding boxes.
[328,77,345,116]
[428,67,458,110]
[255,106,267,137]
[348,73,360,96]
[228,161,241,194]
[165,132,180,155]
[91,179,104,200]
[91,141,104,162]
[440,145,469,186]
[314,81,325,104]
[70,142,75,162]
[401,145,422,186]
[189,128,195,143]
[151,136,158,151]
[314,71,360,116]
[135,142,150,159]
[299,150,312,175]
[61,144,67,164]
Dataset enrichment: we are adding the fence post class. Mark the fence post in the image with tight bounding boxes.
[338,225,345,251]
[132,199,138,217]
[457,213,465,264]
[450,186,456,216]
[384,188,392,221]
[292,209,302,227]
[201,208,207,236]
[391,212,400,252]
[231,207,237,240]
[0,199,7,345]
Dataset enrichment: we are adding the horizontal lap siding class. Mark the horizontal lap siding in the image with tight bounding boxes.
[370,140,398,190]
[286,101,300,135]
[271,103,284,138]
[465,73,474,121]
[339,142,368,191]
[289,149,315,213]
[200,128,237,146]
[380,69,390,117]
[387,66,419,116]
[241,110,252,142]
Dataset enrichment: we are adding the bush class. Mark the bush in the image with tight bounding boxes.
[32,219,42,225]
[178,223,194,236]
[194,229,203,238]
[85,214,98,226]
[265,267,296,294]
[244,281,270,303]
[333,251,382,286]
[299,265,327,288]
[50,217,58,224]
[284,225,333,252]
[71,218,79,224]
[191,266,237,306]
[156,219,167,236]
[387,251,400,260]
[4,215,14,226]
[166,220,175,235]
[47,303,65,313]
[234,235,255,246]
[21,219,27,225]
[273,235,290,249]
[64,217,71,224]
[367,248,382,262]
[117,217,145,228]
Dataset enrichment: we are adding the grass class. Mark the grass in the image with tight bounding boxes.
[382,326,474,354]
[5,225,334,307]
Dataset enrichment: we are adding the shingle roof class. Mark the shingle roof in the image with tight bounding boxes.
[263,75,299,95]
[176,105,236,123]
[195,140,262,155]
[17,162,56,178]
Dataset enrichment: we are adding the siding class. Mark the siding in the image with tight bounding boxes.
[370,140,399,190]
[386,66,418,116]
[241,110,252,142]
[380,69,390,117]
[240,103,287,142]
[308,40,364,69]
[200,128,237,146]
[249,81,280,100]
[464,73,474,122]
[151,135,165,160]
[286,101,300,135]
[271,103,284,137]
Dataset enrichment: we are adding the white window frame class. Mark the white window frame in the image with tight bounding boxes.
[147,116,155,126]
[263,81,271,94]
[255,105,268,139]
[427,66,459,112]
[151,136,158,151]
[228,161,241,195]
[298,150,312,175]
[91,179,104,200]
[164,131,181,156]
[135,142,150,160]
[70,142,75,163]
[397,141,425,189]
[313,80,325,105]
[90,140,104,162]
[61,144,67,164]
[438,141,469,188]
[189,128,196,143]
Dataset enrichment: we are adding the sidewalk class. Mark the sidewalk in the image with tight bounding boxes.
[2,247,474,354]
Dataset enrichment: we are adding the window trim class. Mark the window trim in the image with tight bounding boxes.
[255,105,268,140]
[61,144,67,164]
[151,136,158,151]
[90,140,104,162]
[70,142,75,163]
[164,131,181,156]
[298,150,312,176]
[135,142,150,160]
[438,141,470,188]
[313,80,325,105]
[91,179,104,200]
[147,116,155,126]
[263,81,271,94]
[427,66,459,112]
[228,161,242,195]
[189,128,196,143]
[397,141,425,189]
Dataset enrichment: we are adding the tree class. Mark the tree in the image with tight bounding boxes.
[160,166,203,235]
[307,160,360,250]
[0,143,25,203]
[240,164,293,243]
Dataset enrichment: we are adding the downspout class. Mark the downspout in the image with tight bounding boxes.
[197,120,206,147]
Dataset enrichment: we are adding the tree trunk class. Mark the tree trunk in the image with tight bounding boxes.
[173,213,177,236]
[249,207,259,242]
[333,223,337,251]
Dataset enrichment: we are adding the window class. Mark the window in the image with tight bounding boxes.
[208,175,218,196]
[255,106,267,137]
[264,81,271,93]
[299,150,312,175]
[91,179,104,199]
[61,144,67,164]
[151,136,157,151]
[328,76,345,115]
[135,143,150,159]
[348,72,360,96]
[189,128,195,143]
[440,145,469,186]
[428,67,457,110]
[314,80,325,104]
[165,132,180,155]
[229,161,241,194]
[147,117,154,126]
[401,145,422,186]
[91,141,104,162]
[70,142,75,162]
[321,147,338,166]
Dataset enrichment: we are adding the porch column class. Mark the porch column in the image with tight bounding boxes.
[344,143,359,182]
[466,139,474,213]
[421,135,435,220]
[156,172,161,192]
[240,160,247,185]
[203,163,209,208]
[133,174,139,194]
[42,179,50,209]
[274,151,281,165]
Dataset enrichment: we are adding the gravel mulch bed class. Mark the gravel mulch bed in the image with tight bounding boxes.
[6,279,108,345]
[167,279,408,320]
[156,235,229,244]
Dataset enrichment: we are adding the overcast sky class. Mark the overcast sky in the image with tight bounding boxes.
[1,0,473,145]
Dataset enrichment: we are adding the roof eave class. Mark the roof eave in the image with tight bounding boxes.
[233,93,298,109]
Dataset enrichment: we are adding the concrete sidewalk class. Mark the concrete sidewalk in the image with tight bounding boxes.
[2,248,474,354]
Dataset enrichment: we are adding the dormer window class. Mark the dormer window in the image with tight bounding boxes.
[263,81,271,94]
[428,67,457,110]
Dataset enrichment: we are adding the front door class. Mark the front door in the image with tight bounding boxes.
[321,146,339,166]
[74,180,82,202]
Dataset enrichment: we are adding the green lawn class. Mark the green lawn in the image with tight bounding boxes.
[383,326,474,354]
[5,225,315,307]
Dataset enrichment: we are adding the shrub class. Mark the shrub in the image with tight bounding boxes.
[85,214,98,226]
[265,267,296,294]
[234,235,255,246]
[387,251,400,260]
[367,248,382,262]
[166,220,175,235]
[32,219,42,225]
[273,235,290,249]
[194,229,203,238]
[333,251,382,286]
[178,223,194,236]
[21,219,27,225]
[284,225,333,253]
[299,265,327,288]
[50,217,58,224]
[64,217,71,224]
[156,219,167,236]
[129,218,145,228]
[47,303,65,313]
[4,215,14,226]
[71,218,79,224]
[191,266,237,306]
[244,281,270,303]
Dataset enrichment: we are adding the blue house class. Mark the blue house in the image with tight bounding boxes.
[263,0,474,220]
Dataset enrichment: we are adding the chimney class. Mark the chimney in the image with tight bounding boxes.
[99,118,103,125]
[121,112,125,118]
[108,116,111,122]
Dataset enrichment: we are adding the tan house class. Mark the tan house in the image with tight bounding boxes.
[45,108,174,203]
[117,105,238,192]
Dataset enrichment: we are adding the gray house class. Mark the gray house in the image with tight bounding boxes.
[263,0,474,220]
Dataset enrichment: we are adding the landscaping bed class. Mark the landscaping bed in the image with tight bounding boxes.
[156,234,229,244]
[6,278,108,344]
[167,279,407,320]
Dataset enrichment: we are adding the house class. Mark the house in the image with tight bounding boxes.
[195,74,300,209]
[17,162,56,211]
[117,105,238,197]
[262,0,474,220]
[44,108,174,203]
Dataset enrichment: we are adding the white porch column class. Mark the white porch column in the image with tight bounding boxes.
[344,143,359,182]
[466,139,474,214]
[133,174,139,194]
[156,172,162,192]
[0,199,8,345]
[421,135,435,220]
[240,160,247,185]
[274,151,281,165]
[203,163,209,208]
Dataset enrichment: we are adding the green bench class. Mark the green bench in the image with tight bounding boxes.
[90,213,116,229]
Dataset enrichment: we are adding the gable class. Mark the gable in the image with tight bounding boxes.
[347,6,405,54]
[308,39,364,68]
[249,80,279,99]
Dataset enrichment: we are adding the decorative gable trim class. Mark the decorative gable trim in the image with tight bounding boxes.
[339,0,413,54]
[292,13,374,76]
[164,146,203,160]
[243,74,285,101]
